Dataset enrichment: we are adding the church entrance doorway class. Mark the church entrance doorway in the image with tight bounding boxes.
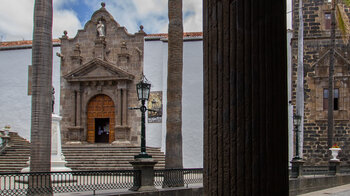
[95,118,110,143]
[87,94,115,143]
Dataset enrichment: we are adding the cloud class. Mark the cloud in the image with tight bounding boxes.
[0,0,203,41]
[0,0,34,41]
[183,0,202,32]
[0,0,82,41]
[53,9,82,39]
[71,0,202,34]
[79,0,169,34]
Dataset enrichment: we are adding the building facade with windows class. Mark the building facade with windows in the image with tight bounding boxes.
[0,5,203,168]
[292,0,350,164]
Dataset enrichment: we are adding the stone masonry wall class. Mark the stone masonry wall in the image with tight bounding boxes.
[292,0,350,165]
[59,3,145,145]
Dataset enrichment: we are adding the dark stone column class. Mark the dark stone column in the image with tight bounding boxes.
[203,0,288,195]
[290,159,305,178]
[329,160,340,176]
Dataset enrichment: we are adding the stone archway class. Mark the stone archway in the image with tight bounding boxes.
[87,94,115,143]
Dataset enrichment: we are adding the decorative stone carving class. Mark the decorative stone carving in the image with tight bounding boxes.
[60,3,144,145]
[97,20,105,37]
[61,30,68,39]
[71,43,82,65]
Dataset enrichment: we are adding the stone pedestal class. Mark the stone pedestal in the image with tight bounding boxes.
[329,160,341,176]
[290,159,305,178]
[22,114,72,174]
[129,158,158,192]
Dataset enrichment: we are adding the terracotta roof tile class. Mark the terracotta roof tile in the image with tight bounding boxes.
[146,32,203,38]
[0,39,60,48]
[0,32,203,48]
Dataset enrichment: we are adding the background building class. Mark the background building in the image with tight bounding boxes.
[291,0,350,164]
[0,15,203,169]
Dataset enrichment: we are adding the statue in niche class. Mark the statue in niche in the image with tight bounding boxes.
[97,20,105,37]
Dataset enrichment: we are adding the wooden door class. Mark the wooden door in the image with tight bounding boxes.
[87,94,115,143]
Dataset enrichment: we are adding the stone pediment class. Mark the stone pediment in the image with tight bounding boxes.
[311,49,350,68]
[64,58,134,82]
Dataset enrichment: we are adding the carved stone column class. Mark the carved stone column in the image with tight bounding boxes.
[94,37,106,60]
[204,0,288,195]
[122,89,128,125]
[117,88,122,126]
[76,90,81,126]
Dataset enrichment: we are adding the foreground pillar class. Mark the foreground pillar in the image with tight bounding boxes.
[329,160,341,176]
[203,0,288,195]
[22,114,72,174]
[290,159,305,178]
[130,158,158,192]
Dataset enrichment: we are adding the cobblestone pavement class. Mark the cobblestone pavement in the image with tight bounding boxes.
[299,184,350,196]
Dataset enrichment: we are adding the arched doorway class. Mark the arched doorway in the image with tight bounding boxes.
[87,94,115,143]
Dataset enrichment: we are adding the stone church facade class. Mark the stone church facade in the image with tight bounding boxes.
[292,0,350,164]
[59,3,145,145]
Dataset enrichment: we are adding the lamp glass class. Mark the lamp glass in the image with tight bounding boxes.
[136,81,151,101]
[294,115,301,126]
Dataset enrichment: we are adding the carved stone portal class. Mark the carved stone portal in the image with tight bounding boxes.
[59,4,145,145]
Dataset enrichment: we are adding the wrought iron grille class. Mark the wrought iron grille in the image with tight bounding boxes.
[0,170,140,195]
[154,168,203,187]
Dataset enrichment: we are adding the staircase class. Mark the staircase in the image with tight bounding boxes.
[0,133,165,172]
[62,145,165,171]
[0,132,30,173]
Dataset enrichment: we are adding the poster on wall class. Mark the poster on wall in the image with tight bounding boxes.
[148,91,162,123]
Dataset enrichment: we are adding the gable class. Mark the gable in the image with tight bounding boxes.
[312,49,350,68]
[64,58,135,82]
[311,49,350,77]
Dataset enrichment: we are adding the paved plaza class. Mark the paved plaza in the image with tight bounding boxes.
[300,183,350,196]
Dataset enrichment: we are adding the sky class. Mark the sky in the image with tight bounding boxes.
[0,0,292,42]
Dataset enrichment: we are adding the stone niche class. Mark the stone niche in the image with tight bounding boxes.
[310,50,350,121]
[59,3,145,145]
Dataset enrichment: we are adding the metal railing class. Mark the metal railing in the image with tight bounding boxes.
[154,168,203,188]
[0,170,140,195]
[0,168,204,195]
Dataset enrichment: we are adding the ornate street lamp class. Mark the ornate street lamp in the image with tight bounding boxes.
[293,114,302,160]
[131,76,152,159]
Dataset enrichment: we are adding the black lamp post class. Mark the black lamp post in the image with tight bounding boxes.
[293,114,302,160]
[132,76,152,159]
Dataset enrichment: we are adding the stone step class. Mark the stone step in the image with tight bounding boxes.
[62,149,162,152]
[0,159,28,162]
[0,132,165,172]
[65,157,165,161]
[66,164,165,168]
[0,162,27,166]
[1,152,30,156]
[62,146,160,150]
[67,167,165,171]
[63,153,164,157]
[0,158,29,161]
[65,160,165,164]
[3,149,30,152]
[0,165,25,170]
[67,167,134,171]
